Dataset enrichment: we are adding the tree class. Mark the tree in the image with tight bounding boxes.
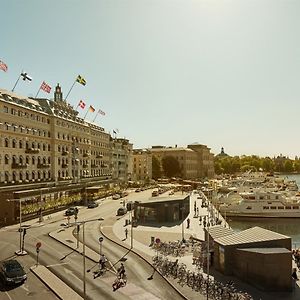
[162,156,181,178]
[152,156,161,180]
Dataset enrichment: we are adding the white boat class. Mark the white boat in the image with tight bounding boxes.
[219,190,300,218]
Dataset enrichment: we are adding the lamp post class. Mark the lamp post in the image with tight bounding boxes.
[129,210,133,248]
[180,206,185,242]
[73,217,104,300]
[7,198,27,256]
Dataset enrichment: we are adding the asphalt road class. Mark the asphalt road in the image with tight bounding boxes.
[0,189,185,300]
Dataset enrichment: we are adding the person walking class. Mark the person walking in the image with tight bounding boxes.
[187,218,190,229]
[125,228,128,239]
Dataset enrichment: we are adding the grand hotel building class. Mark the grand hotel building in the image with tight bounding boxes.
[0,84,120,226]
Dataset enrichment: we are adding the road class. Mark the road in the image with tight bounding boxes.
[0,189,185,300]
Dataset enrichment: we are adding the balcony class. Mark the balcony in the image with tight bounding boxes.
[11,163,28,169]
[62,151,69,156]
[83,164,89,168]
[96,154,103,158]
[25,148,40,154]
[83,153,90,158]
[62,163,69,168]
[37,163,50,169]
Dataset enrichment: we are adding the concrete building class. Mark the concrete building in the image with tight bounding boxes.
[131,149,152,183]
[149,143,215,180]
[0,85,131,225]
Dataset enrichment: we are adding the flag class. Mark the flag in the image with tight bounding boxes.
[21,72,32,81]
[98,109,105,116]
[76,75,86,86]
[89,105,95,112]
[0,60,8,72]
[113,130,117,134]
[78,100,86,109]
[40,81,51,93]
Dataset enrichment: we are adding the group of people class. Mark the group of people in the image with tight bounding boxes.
[292,248,300,281]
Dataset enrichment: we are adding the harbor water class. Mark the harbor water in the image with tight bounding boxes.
[227,174,300,249]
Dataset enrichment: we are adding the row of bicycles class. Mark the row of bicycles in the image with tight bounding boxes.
[152,255,253,300]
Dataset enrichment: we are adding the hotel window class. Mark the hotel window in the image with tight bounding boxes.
[263,206,269,209]
[293,206,299,209]
[277,207,284,209]
[3,106,8,113]
[5,138,9,147]
[285,206,291,209]
[270,206,277,209]
[12,139,16,148]
[5,155,9,164]
[32,157,35,165]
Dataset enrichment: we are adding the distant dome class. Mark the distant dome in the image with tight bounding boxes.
[217,147,229,157]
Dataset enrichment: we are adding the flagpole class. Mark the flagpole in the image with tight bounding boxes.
[83,109,89,120]
[12,74,21,92]
[35,86,42,98]
[92,111,99,122]
[65,80,76,100]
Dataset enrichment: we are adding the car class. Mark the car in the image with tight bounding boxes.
[0,259,27,285]
[87,202,98,208]
[135,188,141,192]
[117,207,127,216]
[64,207,78,216]
[112,194,121,200]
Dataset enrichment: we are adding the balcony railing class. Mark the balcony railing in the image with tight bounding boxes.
[25,148,40,154]
[37,163,51,168]
[62,164,69,168]
[96,154,103,158]
[11,163,28,169]
[83,153,90,158]
[62,151,69,156]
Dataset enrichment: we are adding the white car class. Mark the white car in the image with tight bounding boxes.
[112,194,121,200]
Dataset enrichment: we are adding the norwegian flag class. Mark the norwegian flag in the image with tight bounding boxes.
[40,81,51,93]
[98,109,105,116]
[0,60,8,72]
[78,100,86,109]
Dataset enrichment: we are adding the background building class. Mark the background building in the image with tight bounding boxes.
[131,149,152,183]
[149,143,215,180]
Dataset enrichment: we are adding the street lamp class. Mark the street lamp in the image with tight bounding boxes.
[180,206,185,242]
[129,210,133,249]
[7,198,27,256]
[74,217,104,300]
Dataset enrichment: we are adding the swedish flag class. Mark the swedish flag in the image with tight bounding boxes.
[76,75,86,86]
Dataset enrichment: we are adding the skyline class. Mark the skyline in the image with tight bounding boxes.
[1,0,300,158]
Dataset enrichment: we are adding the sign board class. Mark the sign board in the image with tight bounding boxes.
[99,237,104,243]
[155,238,161,244]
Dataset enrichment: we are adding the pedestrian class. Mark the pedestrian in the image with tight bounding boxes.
[196,207,199,216]
[292,268,298,280]
[194,201,196,214]
[125,228,128,239]
[99,254,106,270]
[187,218,190,229]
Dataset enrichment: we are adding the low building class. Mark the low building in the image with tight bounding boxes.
[213,226,292,291]
[134,194,190,224]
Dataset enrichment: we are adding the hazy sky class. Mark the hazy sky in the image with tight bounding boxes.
[1,0,300,158]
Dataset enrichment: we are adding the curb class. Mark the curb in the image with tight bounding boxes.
[99,224,189,300]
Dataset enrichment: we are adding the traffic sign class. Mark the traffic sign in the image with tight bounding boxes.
[99,237,104,243]
[36,242,42,249]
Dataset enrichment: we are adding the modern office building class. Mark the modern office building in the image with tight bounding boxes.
[0,85,122,225]
[149,143,215,180]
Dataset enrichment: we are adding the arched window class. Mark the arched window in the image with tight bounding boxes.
[26,156,29,164]
[26,172,30,180]
[32,171,35,180]
[43,157,46,164]
[32,157,35,165]
[19,156,23,164]
[26,141,29,149]
[37,157,41,165]
[5,155,9,164]
[5,172,9,182]
[58,171,61,178]
[19,172,23,181]
[19,140,23,148]
[12,139,16,148]
[43,144,46,151]
[48,157,51,164]
[12,156,17,164]
[38,171,41,179]
[5,138,9,147]
[48,144,51,151]
[58,145,61,152]
[12,172,16,182]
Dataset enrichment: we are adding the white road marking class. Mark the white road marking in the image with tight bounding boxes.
[4,292,12,300]
[46,262,69,268]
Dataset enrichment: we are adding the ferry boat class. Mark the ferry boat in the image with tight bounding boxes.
[219,190,300,218]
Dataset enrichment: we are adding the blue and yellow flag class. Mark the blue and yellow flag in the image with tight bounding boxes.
[76,75,86,86]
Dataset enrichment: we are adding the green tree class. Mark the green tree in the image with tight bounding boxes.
[152,156,161,180]
[284,160,294,173]
[162,155,181,178]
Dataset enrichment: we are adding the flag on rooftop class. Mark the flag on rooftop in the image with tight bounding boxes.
[76,75,86,86]
[40,81,51,93]
[78,100,86,109]
[113,130,117,134]
[98,109,105,116]
[89,105,95,112]
[21,72,32,81]
[0,60,8,72]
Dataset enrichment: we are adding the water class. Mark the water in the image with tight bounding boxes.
[228,174,300,248]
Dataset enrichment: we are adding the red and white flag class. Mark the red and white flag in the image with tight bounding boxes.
[40,81,51,93]
[0,60,8,72]
[98,109,105,116]
[78,100,86,109]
